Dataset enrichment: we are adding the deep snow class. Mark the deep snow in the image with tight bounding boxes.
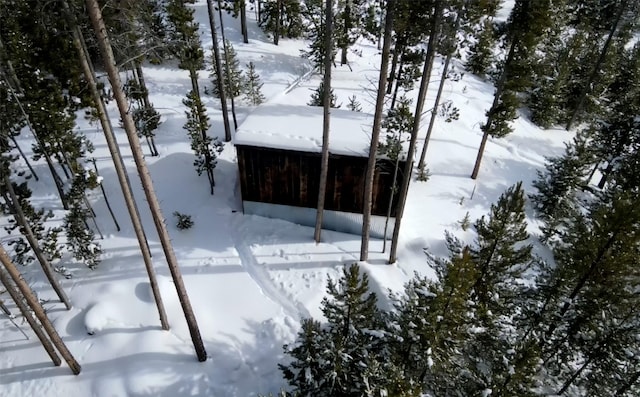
[0,1,571,396]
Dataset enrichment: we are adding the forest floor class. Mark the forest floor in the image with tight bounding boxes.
[0,1,571,396]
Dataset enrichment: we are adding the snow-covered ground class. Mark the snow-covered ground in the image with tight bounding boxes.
[0,2,571,396]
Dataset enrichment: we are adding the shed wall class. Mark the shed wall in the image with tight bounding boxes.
[237,145,403,217]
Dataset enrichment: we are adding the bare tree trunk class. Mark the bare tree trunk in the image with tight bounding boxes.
[382,154,400,252]
[389,53,404,110]
[360,0,395,262]
[341,0,351,65]
[218,1,239,130]
[418,49,454,171]
[389,0,444,264]
[3,83,68,209]
[10,136,39,181]
[274,0,281,45]
[0,246,81,374]
[314,0,333,243]
[3,174,71,309]
[78,19,152,257]
[0,267,61,366]
[207,0,232,142]
[240,1,249,43]
[566,0,628,131]
[86,0,207,361]
[386,42,401,94]
[66,0,169,329]
[470,36,518,180]
[90,159,120,231]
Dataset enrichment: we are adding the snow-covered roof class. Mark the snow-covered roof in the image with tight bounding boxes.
[234,103,375,157]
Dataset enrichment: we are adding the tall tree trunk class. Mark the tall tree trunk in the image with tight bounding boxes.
[62,0,169,330]
[566,0,628,131]
[218,1,239,129]
[0,36,22,92]
[470,36,519,180]
[386,42,402,94]
[0,246,81,374]
[360,0,395,261]
[0,267,61,366]
[418,9,461,171]
[314,0,333,243]
[240,0,249,43]
[418,52,451,170]
[340,0,351,65]
[207,0,232,142]
[382,153,400,252]
[90,159,120,231]
[389,52,404,110]
[389,0,443,264]
[4,174,71,309]
[86,0,207,361]
[274,0,281,45]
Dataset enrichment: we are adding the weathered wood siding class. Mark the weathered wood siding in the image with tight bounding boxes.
[237,145,403,217]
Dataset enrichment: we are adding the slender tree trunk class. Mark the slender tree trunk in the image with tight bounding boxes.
[386,42,402,94]
[274,0,281,45]
[207,0,232,142]
[0,267,61,366]
[3,84,68,209]
[566,0,628,131]
[389,54,404,110]
[218,1,239,129]
[314,0,333,243]
[389,0,443,264]
[597,160,614,188]
[470,36,518,180]
[382,155,400,252]
[134,62,159,156]
[257,0,261,22]
[4,174,71,309]
[0,246,81,374]
[341,0,351,65]
[90,159,120,231]
[418,8,461,171]
[240,1,249,43]
[86,0,207,361]
[10,136,39,181]
[360,0,395,261]
[418,53,451,170]
[66,11,168,327]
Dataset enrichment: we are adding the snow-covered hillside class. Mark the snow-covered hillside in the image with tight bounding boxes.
[0,2,571,396]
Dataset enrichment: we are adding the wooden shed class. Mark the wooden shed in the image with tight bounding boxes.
[234,103,405,238]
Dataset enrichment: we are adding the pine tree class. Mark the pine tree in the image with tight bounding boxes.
[379,96,413,250]
[281,264,405,396]
[63,171,101,269]
[260,0,304,43]
[210,40,245,99]
[530,135,595,240]
[463,182,536,395]
[536,189,640,395]
[183,90,224,194]
[471,0,552,179]
[345,94,361,112]
[466,18,496,77]
[300,0,335,73]
[307,81,340,108]
[243,62,266,105]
